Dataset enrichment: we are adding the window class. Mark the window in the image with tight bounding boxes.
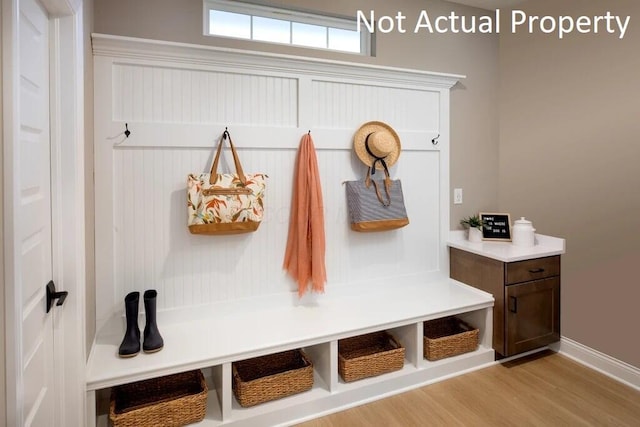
[204,0,370,55]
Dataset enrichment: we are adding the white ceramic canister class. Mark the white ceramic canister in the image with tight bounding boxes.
[512,217,536,247]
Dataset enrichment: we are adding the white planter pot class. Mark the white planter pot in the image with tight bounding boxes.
[468,227,483,243]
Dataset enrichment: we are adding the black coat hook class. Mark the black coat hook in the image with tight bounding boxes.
[124,123,131,138]
[223,126,229,140]
[431,134,440,145]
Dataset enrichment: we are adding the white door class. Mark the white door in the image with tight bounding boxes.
[4,0,56,425]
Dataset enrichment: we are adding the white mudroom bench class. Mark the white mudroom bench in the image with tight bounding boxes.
[86,277,494,426]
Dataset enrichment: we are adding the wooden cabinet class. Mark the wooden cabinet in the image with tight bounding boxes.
[450,247,560,357]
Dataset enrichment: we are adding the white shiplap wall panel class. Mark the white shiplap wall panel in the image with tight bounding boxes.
[93,35,461,326]
[111,146,440,310]
[312,81,440,132]
[112,64,298,127]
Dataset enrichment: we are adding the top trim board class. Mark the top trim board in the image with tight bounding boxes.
[91,33,465,90]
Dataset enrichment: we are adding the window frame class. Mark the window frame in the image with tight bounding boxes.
[203,0,371,55]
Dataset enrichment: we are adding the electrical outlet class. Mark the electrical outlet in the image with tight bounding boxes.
[453,188,463,205]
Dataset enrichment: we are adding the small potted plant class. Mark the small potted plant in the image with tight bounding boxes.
[460,215,484,243]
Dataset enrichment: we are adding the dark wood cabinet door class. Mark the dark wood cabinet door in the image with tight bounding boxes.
[505,277,560,356]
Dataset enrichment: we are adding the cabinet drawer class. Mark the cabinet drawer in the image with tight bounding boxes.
[505,256,560,285]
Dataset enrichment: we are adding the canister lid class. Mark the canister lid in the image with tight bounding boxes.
[514,217,532,225]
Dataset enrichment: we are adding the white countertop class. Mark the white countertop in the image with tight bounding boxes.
[448,230,565,262]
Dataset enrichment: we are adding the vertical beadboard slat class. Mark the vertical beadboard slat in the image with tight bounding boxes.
[193,70,203,124]
[112,64,122,121]
[122,149,134,295]
[120,65,133,122]
[161,68,170,123]
[132,66,144,122]
[143,148,154,301]
[151,68,161,122]
[142,66,153,122]
[113,149,125,305]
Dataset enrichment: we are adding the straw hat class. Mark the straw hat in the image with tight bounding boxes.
[353,121,401,170]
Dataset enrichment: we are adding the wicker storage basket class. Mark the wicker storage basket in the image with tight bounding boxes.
[423,316,479,361]
[232,349,314,407]
[338,331,405,382]
[109,369,208,427]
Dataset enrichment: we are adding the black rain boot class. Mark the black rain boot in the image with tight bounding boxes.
[143,290,164,353]
[118,292,141,358]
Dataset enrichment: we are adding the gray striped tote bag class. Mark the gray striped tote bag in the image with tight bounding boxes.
[345,168,409,232]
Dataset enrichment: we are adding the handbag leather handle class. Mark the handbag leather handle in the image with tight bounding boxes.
[371,180,391,206]
[209,130,247,185]
[365,167,392,206]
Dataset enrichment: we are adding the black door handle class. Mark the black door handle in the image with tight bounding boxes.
[509,296,518,313]
[46,280,68,313]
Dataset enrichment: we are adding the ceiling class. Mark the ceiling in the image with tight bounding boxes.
[444,0,527,10]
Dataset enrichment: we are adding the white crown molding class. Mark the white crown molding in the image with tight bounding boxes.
[91,33,465,90]
[551,337,640,391]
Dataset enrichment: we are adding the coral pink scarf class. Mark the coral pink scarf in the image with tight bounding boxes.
[283,134,326,296]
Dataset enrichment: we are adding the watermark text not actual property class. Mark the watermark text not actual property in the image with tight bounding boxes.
[356,10,631,40]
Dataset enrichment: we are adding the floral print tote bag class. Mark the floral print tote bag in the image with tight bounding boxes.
[187,130,266,235]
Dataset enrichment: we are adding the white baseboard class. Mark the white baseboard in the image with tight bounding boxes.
[551,337,640,391]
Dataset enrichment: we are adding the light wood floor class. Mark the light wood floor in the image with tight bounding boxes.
[297,351,640,426]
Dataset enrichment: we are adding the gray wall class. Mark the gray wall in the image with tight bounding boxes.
[499,0,640,367]
[1,0,6,419]
[93,0,501,227]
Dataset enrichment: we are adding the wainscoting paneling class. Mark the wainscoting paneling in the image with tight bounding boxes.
[93,34,461,328]
[112,63,298,126]
[311,80,439,131]
[110,147,440,309]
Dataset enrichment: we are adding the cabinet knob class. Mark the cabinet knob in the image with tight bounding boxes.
[509,296,518,313]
